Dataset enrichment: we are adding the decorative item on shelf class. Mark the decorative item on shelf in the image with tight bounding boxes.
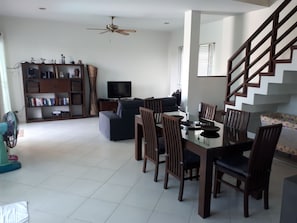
[74,68,80,78]
[41,72,46,79]
[64,73,69,78]
[61,54,65,64]
[78,60,82,64]
[27,68,38,78]
[87,64,98,116]
[30,57,35,63]
[40,58,46,63]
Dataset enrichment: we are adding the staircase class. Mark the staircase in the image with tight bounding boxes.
[226,47,297,113]
[224,0,297,131]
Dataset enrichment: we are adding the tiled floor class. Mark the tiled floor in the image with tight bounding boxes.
[0,117,296,223]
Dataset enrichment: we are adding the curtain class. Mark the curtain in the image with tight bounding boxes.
[0,32,12,115]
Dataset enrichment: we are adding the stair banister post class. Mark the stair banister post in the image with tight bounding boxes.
[244,42,251,95]
[269,13,279,72]
[226,60,233,103]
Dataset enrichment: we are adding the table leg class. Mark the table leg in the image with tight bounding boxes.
[198,150,214,218]
[135,120,143,160]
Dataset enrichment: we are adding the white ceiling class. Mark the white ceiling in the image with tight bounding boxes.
[0,0,271,31]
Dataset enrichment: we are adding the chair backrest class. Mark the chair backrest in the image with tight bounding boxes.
[248,124,282,190]
[199,102,217,120]
[224,108,250,131]
[144,98,163,123]
[139,107,159,161]
[162,114,184,178]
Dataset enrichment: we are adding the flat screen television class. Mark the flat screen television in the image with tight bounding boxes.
[107,81,132,99]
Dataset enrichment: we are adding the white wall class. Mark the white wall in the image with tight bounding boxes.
[278,95,297,115]
[166,0,290,118]
[0,16,170,122]
[168,19,230,116]
[2,0,294,122]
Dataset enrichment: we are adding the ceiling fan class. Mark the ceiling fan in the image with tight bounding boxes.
[87,16,136,35]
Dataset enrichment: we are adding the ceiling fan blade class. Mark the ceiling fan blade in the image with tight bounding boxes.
[115,30,130,35]
[87,28,107,31]
[99,30,110,34]
[119,29,136,33]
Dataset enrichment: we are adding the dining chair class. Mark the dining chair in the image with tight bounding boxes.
[224,108,250,131]
[139,107,165,182]
[222,108,251,188]
[144,98,163,123]
[199,102,217,121]
[213,123,283,217]
[162,114,200,201]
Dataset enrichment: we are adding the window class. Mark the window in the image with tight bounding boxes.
[178,42,215,78]
[197,42,215,76]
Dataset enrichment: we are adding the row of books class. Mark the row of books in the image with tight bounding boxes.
[27,97,70,107]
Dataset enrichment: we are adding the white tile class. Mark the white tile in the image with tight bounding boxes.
[70,198,118,222]
[105,204,152,223]
[149,211,192,223]
[80,166,116,182]
[39,175,76,191]
[0,168,51,186]
[24,188,86,217]
[8,118,296,223]
[65,178,103,197]
[122,186,163,210]
[155,185,194,217]
[0,180,34,203]
[29,210,66,223]
[91,183,131,203]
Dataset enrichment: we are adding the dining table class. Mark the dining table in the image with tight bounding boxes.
[134,112,253,218]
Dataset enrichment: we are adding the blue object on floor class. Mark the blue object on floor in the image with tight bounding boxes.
[0,111,21,173]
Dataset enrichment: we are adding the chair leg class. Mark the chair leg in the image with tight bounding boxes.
[178,179,185,201]
[164,171,169,189]
[218,172,224,193]
[264,187,269,209]
[196,168,199,180]
[142,157,147,173]
[213,169,222,198]
[244,190,249,217]
[154,162,159,182]
[236,179,242,188]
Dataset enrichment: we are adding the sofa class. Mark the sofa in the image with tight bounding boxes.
[99,97,178,141]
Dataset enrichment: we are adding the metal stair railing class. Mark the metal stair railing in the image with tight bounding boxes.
[225,0,297,106]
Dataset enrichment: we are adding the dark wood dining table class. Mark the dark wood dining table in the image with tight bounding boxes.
[134,113,253,218]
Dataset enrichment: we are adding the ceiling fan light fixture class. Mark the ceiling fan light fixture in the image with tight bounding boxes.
[87,16,136,36]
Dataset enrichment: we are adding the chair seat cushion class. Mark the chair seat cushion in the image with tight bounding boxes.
[215,155,249,177]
